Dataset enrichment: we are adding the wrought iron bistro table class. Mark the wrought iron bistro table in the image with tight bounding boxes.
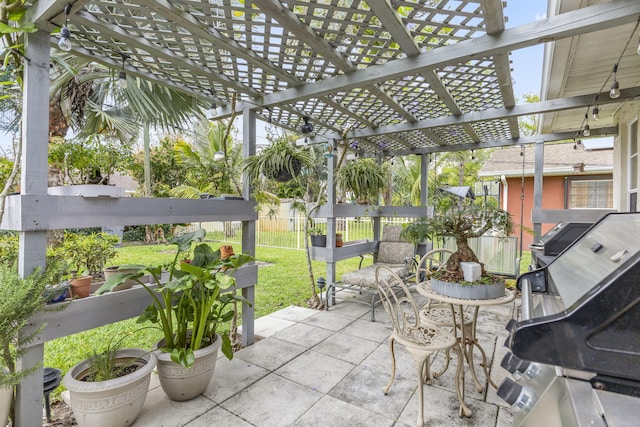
[417,281,515,394]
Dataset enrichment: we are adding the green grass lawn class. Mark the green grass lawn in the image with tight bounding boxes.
[43,243,364,398]
[44,241,531,399]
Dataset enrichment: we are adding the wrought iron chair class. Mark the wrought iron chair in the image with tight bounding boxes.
[327,225,417,321]
[415,249,474,380]
[375,266,469,426]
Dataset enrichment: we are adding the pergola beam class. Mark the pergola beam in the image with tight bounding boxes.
[73,10,259,97]
[480,0,520,139]
[387,126,618,156]
[306,85,640,142]
[256,0,640,108]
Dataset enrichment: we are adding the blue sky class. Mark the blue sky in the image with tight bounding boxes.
[1,1,548,151]
[505,0,548,101]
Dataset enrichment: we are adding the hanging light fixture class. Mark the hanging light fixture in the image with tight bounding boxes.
[118,54,128,89]
[57,4,72,52]
[208,99,217,117]
[583,114,591,137]
[300,116,313,135]
[592,105,600,121]
[610,64,621,99]
[300,116,314,134]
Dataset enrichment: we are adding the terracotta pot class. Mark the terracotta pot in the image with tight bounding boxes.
[103,266,138,291]
[336,233,344,247]
[70,276,92,298]
[220,245,234,259]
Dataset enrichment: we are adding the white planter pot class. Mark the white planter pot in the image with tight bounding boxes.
[48,185,125,198]
[63,348,156,427]
[0,385,11,427]
[154,334,221,401]
[432,278,505,300]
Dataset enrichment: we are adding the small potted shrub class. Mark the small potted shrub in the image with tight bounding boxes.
[308,227,327,247]
[58,231,119,297]
[0,263,66,425]
[63,334,156,427]
[96,229,253,401]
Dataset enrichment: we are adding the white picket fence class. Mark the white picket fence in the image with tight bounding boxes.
[183,216,519,277]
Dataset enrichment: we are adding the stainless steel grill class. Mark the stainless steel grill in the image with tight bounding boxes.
[528,222,592,268]
[499,212,640,427]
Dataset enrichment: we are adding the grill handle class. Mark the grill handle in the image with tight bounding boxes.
[520,278,533,321]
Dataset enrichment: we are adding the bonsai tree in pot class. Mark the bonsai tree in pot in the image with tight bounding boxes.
[63,333,157,427]
[96,229,253,401]
[402,203,512,285]
[335,158,387,204]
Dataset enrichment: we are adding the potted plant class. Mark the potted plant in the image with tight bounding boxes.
[335,158,387,204]
[402,204,513,299]
[0,262,66,426]
[241,136,313,183]
[58,231,119,297]
[63,334,157,427]
[308,227,327,247]
[96,229,253,401]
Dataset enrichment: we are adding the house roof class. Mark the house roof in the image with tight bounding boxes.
[28,1,640,156]
[540,0,640,137]
[478,142,613,178]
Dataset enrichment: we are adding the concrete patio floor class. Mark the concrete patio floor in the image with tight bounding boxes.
[130,289,519,427]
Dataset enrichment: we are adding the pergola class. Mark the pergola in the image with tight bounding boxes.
[8,0,640,424]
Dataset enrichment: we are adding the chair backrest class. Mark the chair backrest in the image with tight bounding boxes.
[377,225,415,264]
[417,248,454,280]
[375,265,420,336]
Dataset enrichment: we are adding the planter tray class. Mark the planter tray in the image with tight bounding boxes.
[431,278,505,300]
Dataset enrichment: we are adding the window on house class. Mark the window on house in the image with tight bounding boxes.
[568,179,613,209]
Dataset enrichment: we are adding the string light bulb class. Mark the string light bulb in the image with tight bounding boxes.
[58,4,72,51]
[582,114,591,137]
[610,64,621,99]
[637,35,640,55]
[592,105,599,121]
[118,54,128,89]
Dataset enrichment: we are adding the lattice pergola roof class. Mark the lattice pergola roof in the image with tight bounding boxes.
[29,0,640,155]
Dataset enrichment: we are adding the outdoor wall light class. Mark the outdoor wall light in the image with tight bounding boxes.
[57,4,72,52]
[300,116,314,134]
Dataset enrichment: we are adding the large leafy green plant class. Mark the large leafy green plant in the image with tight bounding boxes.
[96,229,252,367]
[335,158,387,204]
[242,136,313,183]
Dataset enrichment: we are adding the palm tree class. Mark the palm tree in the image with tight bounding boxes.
[170,120,242,198]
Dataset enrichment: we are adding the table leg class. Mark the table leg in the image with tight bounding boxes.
[460,305,486,393]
